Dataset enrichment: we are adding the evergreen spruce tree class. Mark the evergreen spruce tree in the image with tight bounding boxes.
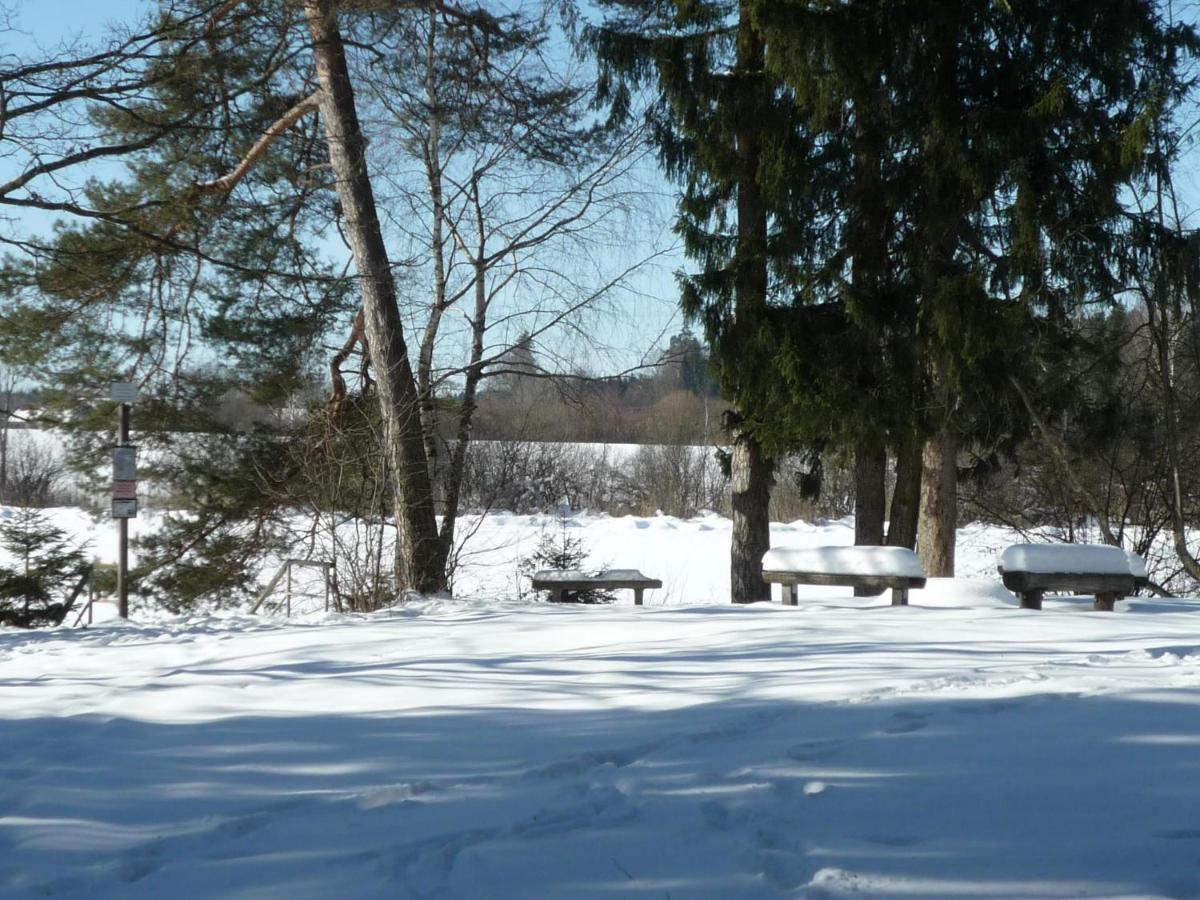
[589,0,828,602]
[752,0,1198,574]
[0,507,87,628]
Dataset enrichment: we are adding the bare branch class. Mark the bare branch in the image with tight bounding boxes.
[195,91,321,197]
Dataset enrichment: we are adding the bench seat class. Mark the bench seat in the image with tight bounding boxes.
[997,544,1145,611]
[761,546,927,607]
[531,569,662,605]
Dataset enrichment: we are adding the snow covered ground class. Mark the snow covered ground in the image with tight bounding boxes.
[3,513,1200,898]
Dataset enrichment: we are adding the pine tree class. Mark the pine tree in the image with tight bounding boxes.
[1,0,627,605]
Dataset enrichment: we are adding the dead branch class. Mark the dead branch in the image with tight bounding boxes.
[195,91,322,197]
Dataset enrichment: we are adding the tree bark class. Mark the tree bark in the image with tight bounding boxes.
[726,2,774,603]
[917,426,958,577]
[730,432,774,603]
[854,439,886,546]
[886,431,922,550]
[304,0,444,595]
[854,438,886,595]
[1146,286,1200,584]
[849,56,888,571]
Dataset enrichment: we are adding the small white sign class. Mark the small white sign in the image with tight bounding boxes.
[112,498,138,519]
[110,382,138,404]
[113,446,137,482]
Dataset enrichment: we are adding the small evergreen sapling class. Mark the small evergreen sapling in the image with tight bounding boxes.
[0,507,88,627]
[520,513,615,604]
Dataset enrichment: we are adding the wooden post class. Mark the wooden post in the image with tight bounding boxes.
[1020,590,1043,610]
[117,402,130,619]
[892,587,908,606]
[1093,591,1116,612]
[786,583,799,606]
[634,588,644,606]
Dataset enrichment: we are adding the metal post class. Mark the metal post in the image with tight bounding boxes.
[117,402,130,619]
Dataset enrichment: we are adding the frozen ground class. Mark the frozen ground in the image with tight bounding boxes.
[3,513,1200,898]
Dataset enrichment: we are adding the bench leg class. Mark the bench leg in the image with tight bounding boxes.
[1019,590,1043,610]
[1093,591,1116,612]
[892,587,908,607]
[634,588,644,606]
[782,584,799,606]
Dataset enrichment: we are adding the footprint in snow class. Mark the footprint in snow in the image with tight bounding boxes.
[214,811,274,839]
[700,799,735,830]
[1156,829,1200,840]
[862,834,924,847]
[115,842,165,884]
[884,711,929,734]
[952,698,1027,716]
[786,738,847,761]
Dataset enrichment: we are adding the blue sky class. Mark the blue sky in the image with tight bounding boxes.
[7,0,1200,381]
[1,0,687,378]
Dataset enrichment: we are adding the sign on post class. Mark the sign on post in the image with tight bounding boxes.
[112,498,138,519]
[112,446,137,482]
[112,481,136,500]
[110,382,138,404]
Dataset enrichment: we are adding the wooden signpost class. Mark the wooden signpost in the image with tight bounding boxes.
[111,382,137,619]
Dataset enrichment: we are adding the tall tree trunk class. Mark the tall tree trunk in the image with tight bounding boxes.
[304,0,443,594]
[854,439,886,596]
[727,2,774,603]
[917,426,958,576]
[1147,295,1200,583]
[417,7,447,489]
[433,252,488,578]
[1145,110,1200,584]
[849,57,888,565]
[854,439,886,545]
[886,431,922,550]
[730,433,774,603]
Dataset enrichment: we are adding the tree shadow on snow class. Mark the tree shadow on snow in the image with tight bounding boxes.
[4,684,1200,898]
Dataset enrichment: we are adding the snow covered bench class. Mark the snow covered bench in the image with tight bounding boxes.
[761,546,927,607]
[531,569,663,605]
[997,544,1147,611]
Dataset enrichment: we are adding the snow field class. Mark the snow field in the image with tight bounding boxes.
[3,510,1200,897]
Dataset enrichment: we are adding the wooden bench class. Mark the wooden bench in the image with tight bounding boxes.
[997,544,1146,611]
[761,546,927,607]
[531,569,663,605]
